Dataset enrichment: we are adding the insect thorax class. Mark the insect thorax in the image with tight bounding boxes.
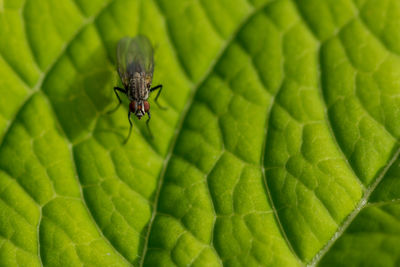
[127,72,150,101]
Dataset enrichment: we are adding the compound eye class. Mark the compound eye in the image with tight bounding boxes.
[144,101,150,112]
[147,83,151,89]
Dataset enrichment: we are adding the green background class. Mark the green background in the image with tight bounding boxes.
[1,0,400,266]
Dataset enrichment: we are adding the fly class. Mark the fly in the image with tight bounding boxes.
[109,35,164,143]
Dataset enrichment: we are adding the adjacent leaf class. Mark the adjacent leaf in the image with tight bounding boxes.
[0,0,400,266]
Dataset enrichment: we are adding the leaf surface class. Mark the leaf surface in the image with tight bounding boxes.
[0,0,400,266]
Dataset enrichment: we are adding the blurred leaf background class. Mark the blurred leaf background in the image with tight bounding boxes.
[1,0,400,266]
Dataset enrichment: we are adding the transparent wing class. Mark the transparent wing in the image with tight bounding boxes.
[116,36,154,86]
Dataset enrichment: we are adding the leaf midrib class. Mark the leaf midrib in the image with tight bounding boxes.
[137,1,303,265]
[2,0,399,265]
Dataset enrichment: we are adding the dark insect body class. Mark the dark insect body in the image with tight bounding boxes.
[109,35,164,143]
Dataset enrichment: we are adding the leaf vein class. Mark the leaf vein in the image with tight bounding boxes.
[139,2,279,265]
[308,145,400,266]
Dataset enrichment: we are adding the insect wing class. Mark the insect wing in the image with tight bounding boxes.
[116,36,154,86]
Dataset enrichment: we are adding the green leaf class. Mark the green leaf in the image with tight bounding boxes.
[0,0,400,266]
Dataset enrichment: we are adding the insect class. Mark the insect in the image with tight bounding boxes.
[109,35,164,143]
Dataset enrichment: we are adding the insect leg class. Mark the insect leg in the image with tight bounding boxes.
[146,111,153,139]
[108,87,127,114]
[123,110,133,144]
[150,85,166,110]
